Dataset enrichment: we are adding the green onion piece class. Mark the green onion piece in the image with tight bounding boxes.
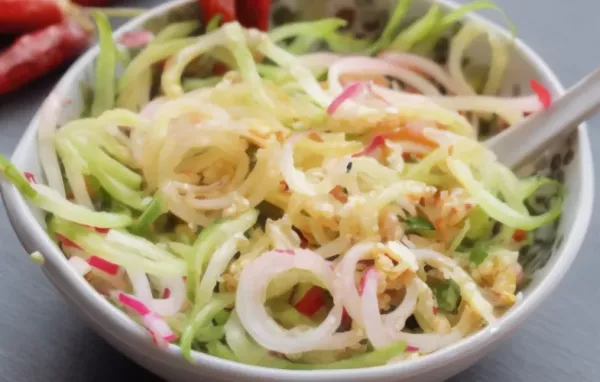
[367,0,412,54]
[469,242,489,265]
[130,195,166,234]
[429,279,461,314]
[30,251,45,265]
[206,341,238,361]
[466,206,494,239]
[0,154,37,199]
[90,12,118,117]
[405,216,435,232]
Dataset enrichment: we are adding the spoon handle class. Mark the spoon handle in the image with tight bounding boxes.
[486,66,600,169]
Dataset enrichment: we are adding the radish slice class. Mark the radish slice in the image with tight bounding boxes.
[236,249,344,354]
[334,242,378,326]
[23,172,37,184]
[144,313,178,342]
[379,52,462,95]
[529,80,552,109]
[328,57,441,96]
[111,291,178,346]
[68,256,91,276]
[327,82,368,115]
[127,268,186,317]
[88,256,120,275]
[115,292,151,316]
[119,30,154,48]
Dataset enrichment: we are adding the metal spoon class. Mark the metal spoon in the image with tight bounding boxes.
[485,66,600,168]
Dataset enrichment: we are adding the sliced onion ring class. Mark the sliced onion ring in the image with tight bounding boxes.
[236,249,343,354]
[360,271,474,353]
[334,242,378,326]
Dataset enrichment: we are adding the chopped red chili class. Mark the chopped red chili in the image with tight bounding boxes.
[294,286,326,316]
[530,80,552,109]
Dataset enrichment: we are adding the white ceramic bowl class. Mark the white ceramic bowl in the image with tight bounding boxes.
[0,0,593,381]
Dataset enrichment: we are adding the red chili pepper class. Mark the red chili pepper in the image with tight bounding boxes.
[200,0,236,26]
[0,0,66,34]
[212,61,229,76]
[23,172,37,184]
[0,19,92,95]
[529,79,552,109]
[294,286,326,316]
[340,308,352,330]
[55,233,82,249]
[352,135,386,158]
[236,0,271,31]
[81,224,109,234]
[512,229,528,242]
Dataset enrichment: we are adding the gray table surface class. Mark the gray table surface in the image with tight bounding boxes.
[1,0,599,381]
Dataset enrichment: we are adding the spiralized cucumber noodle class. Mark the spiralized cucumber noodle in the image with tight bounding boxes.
[1,1,563,370]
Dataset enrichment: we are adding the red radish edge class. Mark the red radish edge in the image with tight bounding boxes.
[55,233,82,249]
[352,135,386,158]
[88,256,120,275]
[24,172,37,183]
[119,30,154,48]
[82,225,109,234]
[358,267,377,296]
[529,80,552,109]
[406,345,420,352]
[163,288,171,299]
[274,249,295,255]
[327,82,368,115]
[118,293,151,316]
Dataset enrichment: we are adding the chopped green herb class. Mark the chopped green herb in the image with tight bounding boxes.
[469,242,489,265]
[405,216,435,232]
[429,279,461,314]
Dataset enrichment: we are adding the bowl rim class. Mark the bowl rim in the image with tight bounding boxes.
[0,0,594,380]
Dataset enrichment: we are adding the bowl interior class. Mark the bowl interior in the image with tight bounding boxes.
[0,0,593,381]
